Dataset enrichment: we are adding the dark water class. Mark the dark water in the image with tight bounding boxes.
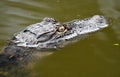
[0,0,120,77]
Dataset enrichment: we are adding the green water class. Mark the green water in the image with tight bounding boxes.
[0,0,120,77]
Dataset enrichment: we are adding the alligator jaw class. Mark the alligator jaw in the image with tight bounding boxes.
[62,15,108,40]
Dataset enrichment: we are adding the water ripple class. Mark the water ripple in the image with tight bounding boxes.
[98,0,120,19]
[8,0,53,9]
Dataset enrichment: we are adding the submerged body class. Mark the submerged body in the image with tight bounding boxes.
[0,15,108,76]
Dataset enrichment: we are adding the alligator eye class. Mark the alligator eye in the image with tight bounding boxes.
[58,26,66,32]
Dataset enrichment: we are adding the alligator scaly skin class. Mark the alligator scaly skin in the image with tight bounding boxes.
[0,15,108,77]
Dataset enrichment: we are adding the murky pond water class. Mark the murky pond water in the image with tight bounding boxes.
[0,0,120,77]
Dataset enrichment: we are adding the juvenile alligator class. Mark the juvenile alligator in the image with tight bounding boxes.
[0,15,108,77]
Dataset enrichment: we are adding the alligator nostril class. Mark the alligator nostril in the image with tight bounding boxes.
[98,19,104,23]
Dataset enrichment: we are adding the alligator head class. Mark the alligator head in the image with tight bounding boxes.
[11,15,108,51]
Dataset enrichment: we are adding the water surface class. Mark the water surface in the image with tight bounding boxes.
[0,0,120,77]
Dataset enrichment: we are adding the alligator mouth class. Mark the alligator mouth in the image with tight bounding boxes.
[53,15,108,42]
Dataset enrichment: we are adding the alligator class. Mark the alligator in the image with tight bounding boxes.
[0,15,108,77]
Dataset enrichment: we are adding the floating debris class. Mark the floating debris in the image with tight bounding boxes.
[113,43,119,46]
